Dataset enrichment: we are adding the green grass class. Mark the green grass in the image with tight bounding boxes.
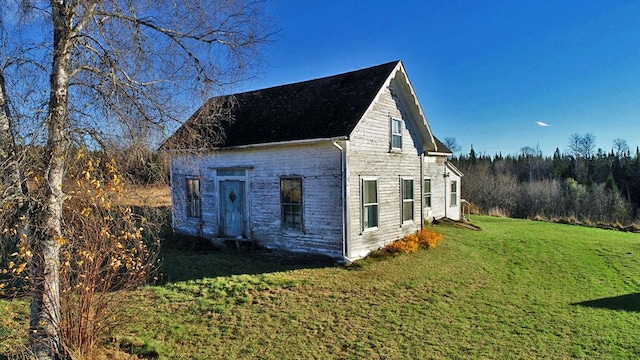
[2,216,640,359]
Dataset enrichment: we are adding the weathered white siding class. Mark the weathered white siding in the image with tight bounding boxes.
[423,155,461,221]
[171,141,344,258]
[445,162,462,221]
[345,78,425,260]
[169,67,461,261]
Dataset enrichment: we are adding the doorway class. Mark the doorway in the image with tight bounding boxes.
[219,180,245,238]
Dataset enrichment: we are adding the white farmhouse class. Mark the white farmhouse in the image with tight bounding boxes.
[161,61,462,261]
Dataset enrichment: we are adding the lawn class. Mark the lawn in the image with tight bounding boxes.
[2,216,639,359]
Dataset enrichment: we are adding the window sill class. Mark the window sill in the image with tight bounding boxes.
[389,148,402,154]
[361,226,378,234]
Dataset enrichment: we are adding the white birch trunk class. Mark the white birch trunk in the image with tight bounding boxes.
[28,2,74,358]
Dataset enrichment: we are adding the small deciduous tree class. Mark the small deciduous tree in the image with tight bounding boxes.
[442,136,461,155]
[567,133,597,183]
[613,138,629,159]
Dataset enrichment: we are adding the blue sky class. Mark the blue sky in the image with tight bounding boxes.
[237,0,640,157]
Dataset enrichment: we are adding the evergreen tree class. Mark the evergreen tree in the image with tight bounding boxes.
[469,145,477,165]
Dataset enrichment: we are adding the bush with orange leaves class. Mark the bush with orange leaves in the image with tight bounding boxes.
[416,228,444,249]
[384,228,444,254]
[385,233,420,254]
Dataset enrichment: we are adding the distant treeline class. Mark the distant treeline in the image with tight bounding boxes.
[451,135,640,225]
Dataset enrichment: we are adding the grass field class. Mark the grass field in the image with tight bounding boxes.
[2,216,639,359]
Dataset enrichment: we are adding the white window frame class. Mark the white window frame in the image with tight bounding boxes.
[361,177,379,231]
[401,177,414,223]
[450,180,458,207]
[423,178,432,209]
[186,178,201,218]
[391,117,402,150]
[280,177,303,230]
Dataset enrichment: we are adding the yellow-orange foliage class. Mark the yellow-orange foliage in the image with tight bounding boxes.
[384,228,444,254]
[385,233,420,254]
[59,151,159,358]
[416,228,444,249]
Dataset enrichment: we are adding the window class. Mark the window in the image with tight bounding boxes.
[281,177,303,229]
[450,180,458,207]
[423,178,432,208]
[362,178,378,230]
[402,178,414,223]
[186,178,201,218]
[391,118,402,150]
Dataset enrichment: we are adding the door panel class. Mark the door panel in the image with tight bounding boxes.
[219,180,244,237]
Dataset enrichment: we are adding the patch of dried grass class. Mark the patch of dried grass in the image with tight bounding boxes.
[120,185,171,208]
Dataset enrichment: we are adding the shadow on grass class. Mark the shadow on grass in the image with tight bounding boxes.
[158,234,339,283]
[573,293,640,312]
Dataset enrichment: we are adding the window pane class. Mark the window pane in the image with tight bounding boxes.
[392,134,402,149]
[290,181,301,203]
[364,204,378,228]
[363,180,377,203]
[424,179,431,193]
[186,179,201,218]
[283,205,292,226]
[403,179,413,200]
[195,199,201,217]
[194,181,201,200]
[281,178,302,204]
[281,179,291,203]
[403,201,413,222]
[392,118,402,133]
[186,179,193,199]
[292,204,302,226]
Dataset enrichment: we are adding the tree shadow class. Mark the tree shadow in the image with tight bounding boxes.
[158,234,340,283]
[572,293,640,312]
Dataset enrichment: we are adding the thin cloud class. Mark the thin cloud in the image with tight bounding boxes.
[536,121,551,127]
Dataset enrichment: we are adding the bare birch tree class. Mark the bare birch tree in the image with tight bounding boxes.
[1,1,271,358]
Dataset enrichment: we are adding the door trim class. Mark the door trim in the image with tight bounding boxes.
[215,169,249,239]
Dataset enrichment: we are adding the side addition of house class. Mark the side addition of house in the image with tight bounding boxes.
[161,60,463,261]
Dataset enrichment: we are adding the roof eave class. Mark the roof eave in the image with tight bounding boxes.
[447,162,464,177]
[160,136,349,154]
[426,151,452,157]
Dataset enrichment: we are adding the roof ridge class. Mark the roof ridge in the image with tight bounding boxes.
[214,60,401,98]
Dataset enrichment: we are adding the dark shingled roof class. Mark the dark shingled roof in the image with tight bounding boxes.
[433,137,452,154]
[162,61,401,150]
